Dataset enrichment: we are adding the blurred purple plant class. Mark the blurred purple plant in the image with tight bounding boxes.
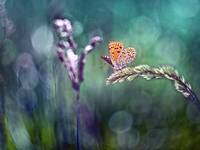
[0,1,15,149]
[53,18,102,149]
[0,0,15,39]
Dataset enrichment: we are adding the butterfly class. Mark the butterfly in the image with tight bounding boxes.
[101,41,136,71]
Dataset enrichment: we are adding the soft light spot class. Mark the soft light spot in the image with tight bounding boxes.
[82,132,97,148]
[130,16,161,48]
[0,0,6,5]
[154,35,185,65]
[109,110,133,134]
[19,65,39,90]
[73,21,83,36]
[15,53,34,69]
[117,129,140,148]
[15,53,39,90]
[171,0,200,18]
[31,25,54,56]
[142,128,168,149]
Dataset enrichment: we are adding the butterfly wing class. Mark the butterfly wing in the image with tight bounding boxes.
[115,47,136,69]
[122,47,136,64]
[108,41,124,63]
[101,41,123,67]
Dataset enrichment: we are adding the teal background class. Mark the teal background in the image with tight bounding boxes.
[1,0,200,149]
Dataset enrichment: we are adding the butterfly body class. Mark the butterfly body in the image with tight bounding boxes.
[102,41,136,70]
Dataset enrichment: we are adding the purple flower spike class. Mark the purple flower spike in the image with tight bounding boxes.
[63,19,73,33]
[54,19,71,32]
[54,18,77,49]
[78,36,102,82]
[54,19,64,27]
[54,18,102,88]
[84,36,102,54]
[85,36,102,52]
[53,17,102,150]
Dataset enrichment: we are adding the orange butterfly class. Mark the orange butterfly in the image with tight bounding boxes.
[101,41,136,70]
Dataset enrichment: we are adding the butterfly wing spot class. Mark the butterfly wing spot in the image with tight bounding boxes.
[108,41,124,62]
[125,47,136,59]
[109,41,124,49]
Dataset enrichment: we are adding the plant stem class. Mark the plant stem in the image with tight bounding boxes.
[187,88,200,111]
[75,90,81,150]
[167,71,200,111]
